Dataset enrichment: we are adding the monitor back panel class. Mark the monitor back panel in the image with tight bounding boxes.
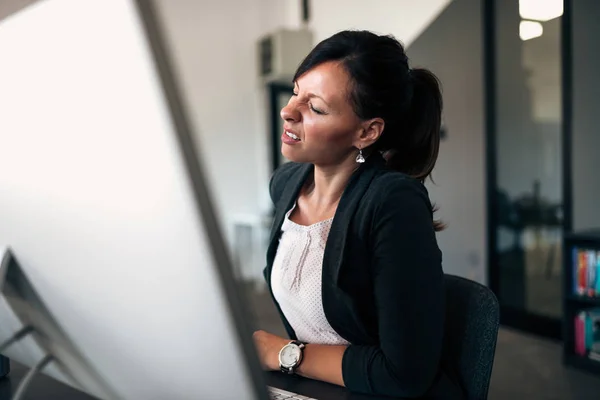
[0,0,264,398]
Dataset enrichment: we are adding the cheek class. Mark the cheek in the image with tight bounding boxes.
[303,116,354,145]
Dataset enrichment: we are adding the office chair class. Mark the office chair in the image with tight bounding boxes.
[442,274,499,400]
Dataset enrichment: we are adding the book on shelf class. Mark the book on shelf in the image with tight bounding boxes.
[574,308,600,362]
[572,247,600,297]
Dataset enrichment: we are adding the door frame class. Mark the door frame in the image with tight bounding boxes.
[483,0,572,340]
[267,82,294,174]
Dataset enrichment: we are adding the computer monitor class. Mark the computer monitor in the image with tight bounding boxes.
[0,0,269,398]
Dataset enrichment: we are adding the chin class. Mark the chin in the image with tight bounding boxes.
[281,146,304,163]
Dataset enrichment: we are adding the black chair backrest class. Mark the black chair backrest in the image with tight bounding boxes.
[442,274,500,399]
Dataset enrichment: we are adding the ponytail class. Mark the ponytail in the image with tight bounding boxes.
[384,68,445,231]
[385,68,442,182]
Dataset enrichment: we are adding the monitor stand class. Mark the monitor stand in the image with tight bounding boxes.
[0,247,119,400]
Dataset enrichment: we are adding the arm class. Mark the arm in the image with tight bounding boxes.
[296,344,347,385]
[252,331,347,386]
[342,177,445,397]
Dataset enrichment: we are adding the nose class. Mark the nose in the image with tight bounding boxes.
[280,98,300,124]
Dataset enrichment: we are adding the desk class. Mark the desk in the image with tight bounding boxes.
[0,361,389,399]
[265,372,390,400]
[0,361,95,400]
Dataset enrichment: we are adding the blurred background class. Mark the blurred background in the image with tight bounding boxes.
[2,0,599,398]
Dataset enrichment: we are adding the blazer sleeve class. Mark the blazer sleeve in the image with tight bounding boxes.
[341,177,445,398]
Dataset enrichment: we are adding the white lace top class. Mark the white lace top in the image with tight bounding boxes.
[270,204,350,345]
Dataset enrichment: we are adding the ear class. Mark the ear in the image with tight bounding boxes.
[355,118,384,148]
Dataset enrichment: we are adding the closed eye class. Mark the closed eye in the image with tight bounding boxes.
[309,104,325,115]
[291,92,326,115]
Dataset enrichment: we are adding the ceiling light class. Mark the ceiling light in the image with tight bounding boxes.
[519,0,563,21]
[520,20,543,41]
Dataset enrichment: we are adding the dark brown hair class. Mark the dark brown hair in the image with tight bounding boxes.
[294,30,445,231]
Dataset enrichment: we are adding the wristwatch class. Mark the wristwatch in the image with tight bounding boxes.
[278,340,305,374]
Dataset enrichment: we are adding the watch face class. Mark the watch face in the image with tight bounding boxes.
[279,344,300,367]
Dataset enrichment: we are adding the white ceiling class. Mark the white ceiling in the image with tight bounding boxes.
[300,0,454,47]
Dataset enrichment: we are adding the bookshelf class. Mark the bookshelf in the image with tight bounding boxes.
[563,229,600,374]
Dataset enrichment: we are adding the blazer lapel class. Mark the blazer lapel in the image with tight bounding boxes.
[322,155,384,285]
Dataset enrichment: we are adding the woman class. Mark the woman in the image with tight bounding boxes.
[253,30,464,399]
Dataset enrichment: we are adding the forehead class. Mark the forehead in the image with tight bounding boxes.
[295,61,352,101]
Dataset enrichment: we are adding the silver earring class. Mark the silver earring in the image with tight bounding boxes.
[356,148,365,164]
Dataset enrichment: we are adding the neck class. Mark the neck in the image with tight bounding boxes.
[306,157,361,206]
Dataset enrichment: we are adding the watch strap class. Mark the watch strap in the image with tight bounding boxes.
[291,340,305,349]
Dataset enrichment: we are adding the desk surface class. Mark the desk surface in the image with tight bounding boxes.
[265,371,390,400]
[0,361,95,400]
[0,361,388,399]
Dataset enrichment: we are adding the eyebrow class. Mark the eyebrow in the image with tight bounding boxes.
[295,82,330,107]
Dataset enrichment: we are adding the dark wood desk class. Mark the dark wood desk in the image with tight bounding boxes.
[264,372,391,400]
[0,361,95,400]
[0,362,389,399]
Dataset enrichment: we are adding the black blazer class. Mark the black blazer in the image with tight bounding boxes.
[263,154,464,399]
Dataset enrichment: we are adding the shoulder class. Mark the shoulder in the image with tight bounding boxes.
[365,170,433,216]
[269,162,307,204]
[361,171,441,266]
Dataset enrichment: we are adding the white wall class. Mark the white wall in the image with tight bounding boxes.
[307,0,453,46]
[155,0,290,249]
[407,0,486,283]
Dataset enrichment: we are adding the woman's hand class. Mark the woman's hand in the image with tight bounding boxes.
[252,330,290,371]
